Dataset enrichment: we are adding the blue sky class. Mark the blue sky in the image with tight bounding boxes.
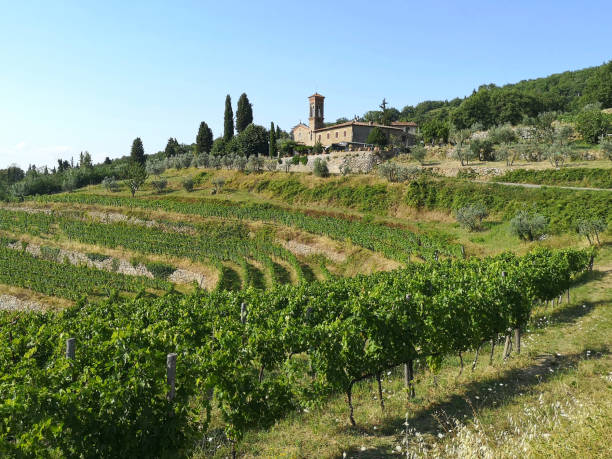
[0,0,610,168]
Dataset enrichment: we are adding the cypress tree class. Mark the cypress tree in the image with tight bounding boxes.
[276,125,282,139]
[236,93,253,133]
[196,122,213,154]
[269,122,277,157]
[224,94,234,141]
[164,138,178,158]
[130,137,145,164]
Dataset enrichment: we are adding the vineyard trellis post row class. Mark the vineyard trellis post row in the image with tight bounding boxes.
[66,338,75,359]
[241,302,247,324]
[167,353,177,402]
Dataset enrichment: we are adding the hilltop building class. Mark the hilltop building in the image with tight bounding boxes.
[291,93,417,148]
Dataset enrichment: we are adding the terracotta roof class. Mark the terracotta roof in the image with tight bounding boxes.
[308,93,325,99]
[392,121,418,126]
[312,121,406,133]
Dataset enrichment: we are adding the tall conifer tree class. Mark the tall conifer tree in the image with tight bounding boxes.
[196,122,213,154]
[224,94,234,141]
[130,137,145,165]
[236,93,253,133]
[269,122,277,157]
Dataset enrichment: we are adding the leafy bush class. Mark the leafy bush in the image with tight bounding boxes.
[456,168,478,180]
[410,145,427,164]
[86,252,111,262]
[487,124,518,144]
[290,155,300,165]
[510,209,548,241]
[455,203,488,231]
[574,108,611,144]
[378,163,421,182]
[145,261,176,279]
[313,158,329,178]
[102,176,119,192]
[299,155,308,166]
[212,177,225,193]
[470,138,495,161]
[577,218,607,245]
[182,178,195,192]
[366,127,387,146]
[246,156,264,173]
[151,178,168,193]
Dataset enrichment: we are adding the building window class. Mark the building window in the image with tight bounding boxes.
[318,135,321,141]
[327,133,329,139]
[335,132,338,138]
[343,130,346,137]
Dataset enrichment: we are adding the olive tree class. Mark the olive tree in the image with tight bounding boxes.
[126,162,148,197]
[455,203,488,231]
[510,209,548,241]
[577,218,607,245]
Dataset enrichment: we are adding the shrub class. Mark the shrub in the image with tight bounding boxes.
[290,155,300,165]
[126,162,148,197]
[212,177,225,193]
[299,155,308,165]
[265,160,277,171]
[246,156,264,173]
[410,145,427,165]
[510,209,548,241]
[313,158,329,177]
[366,127,387,146]
[455,203,488,231]
[577,218,607,245]
[182,178,195,192]
[546,144,570,167]
[145,158,166,176]
[378,163,420,182]
[456,168,478,180]
[151,178,168,193]
[470,138,495,161]
[313,142,324,153]
[145,261,175,279]
[102,176,119,192]
[86,252,111,263]
[487,124,518,145]
[574,109,610,144]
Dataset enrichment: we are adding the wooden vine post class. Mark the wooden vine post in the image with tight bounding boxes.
[403,294,416,399]
[65,338,76,359]
[167,353,177,402]
[240,302,247,325]
[500,271,514,360]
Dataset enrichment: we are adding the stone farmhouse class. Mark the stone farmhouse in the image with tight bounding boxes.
[291,93,417,148]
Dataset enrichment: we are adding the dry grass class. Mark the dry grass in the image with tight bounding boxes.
[0,283,73,310]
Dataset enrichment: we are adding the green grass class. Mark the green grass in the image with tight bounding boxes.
[494,167,612,189]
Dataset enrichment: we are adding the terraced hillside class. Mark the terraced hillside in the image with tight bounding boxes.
[1,167,610,458]
[0,171,463,309]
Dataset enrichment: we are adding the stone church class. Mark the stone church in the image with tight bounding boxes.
[291,93,417,148]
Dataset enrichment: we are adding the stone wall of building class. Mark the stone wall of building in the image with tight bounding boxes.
[314,126,354,146]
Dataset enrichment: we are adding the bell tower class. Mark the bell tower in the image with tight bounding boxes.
[308,93,325,131]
